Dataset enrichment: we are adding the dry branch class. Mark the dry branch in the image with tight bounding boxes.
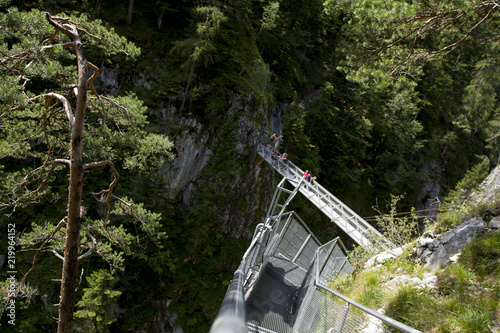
[21,217,67,285]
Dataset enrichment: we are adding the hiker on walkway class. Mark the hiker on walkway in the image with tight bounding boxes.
[281,152,288,164]
[270,133,278,150]
[270,133,277,142]
[274,134,282,150]
[303,170,309,179]
[252,135,259,147]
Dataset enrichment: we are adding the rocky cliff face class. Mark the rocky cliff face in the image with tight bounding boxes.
[155,95,274,239]
[100,64,274,239]
[367,164,500,273]
[471,163,500,205]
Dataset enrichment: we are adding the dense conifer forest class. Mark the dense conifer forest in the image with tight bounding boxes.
[0,0,498,331]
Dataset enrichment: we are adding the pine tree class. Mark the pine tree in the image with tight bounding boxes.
[0,7,173,332]
[73,270,121,333]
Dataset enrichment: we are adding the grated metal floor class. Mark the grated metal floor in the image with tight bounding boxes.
[246,255,307,333]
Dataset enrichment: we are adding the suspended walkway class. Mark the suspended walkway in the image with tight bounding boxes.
[208,139,421,333]
[254,143,392,251]
[210,171,421,333]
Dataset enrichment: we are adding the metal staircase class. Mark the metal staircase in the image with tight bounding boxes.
[254,143,392,251]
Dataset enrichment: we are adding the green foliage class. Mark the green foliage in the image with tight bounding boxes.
[281,101,321,174]
[325,0,498,81]
[170,5,227,66]
[74,269,122,333]
[331,232,497,332]
[246,58,271,97]
[451,302,492,333]
[441,158,489,210]
[0,8,174,331]
[259,1,280,32]
[123,133,174,174]
[438,263,477,295]
[435,210,465,234]
[458,42,500,141]
[435,258,499,333]
[352,270,385,309]
[434,158,490,232]
[375,194,421,247]
[111,196,166,248]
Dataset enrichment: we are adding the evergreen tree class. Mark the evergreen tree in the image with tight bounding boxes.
[73,269,121,333]
[0,7,172,332]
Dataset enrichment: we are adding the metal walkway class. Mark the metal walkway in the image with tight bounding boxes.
[254,143,392,251]
[210,182,421,333]
[246,255,306,333]
[209,142,422,333]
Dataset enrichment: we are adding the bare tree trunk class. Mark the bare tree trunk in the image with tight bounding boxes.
[53,21,88,333]
[179,59,195,117]
[127,0,134,25]
[157,7,165,30]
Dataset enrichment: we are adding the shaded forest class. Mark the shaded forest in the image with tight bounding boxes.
[0,0,498,332]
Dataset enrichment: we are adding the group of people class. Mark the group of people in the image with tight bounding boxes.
[274,150,288,163]
[302,170,316,183]
[265,133,289,168]
[263,132,318,184]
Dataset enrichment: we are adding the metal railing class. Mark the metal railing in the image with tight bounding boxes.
[255,143,393,251]
[292,239,421,333]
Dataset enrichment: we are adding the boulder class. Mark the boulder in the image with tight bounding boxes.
[364,246,405,269]
[360,309,386,333]
[488,216,500,229]
[415,217,486,270]
[386,275,421,287]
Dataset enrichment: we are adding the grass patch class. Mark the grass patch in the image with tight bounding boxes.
[458,231,500,278]
[385,286,441,332]
[329,229,500,332]
[451,300,492,333]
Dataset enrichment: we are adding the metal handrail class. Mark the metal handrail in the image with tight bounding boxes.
[211,207,421,333]
[210,144,418,333]
[209,268,248,333]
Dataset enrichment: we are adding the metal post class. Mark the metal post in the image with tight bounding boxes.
[318,238,338,278]
[292,234,312,263]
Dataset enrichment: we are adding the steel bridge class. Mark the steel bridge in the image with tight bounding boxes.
[209,144,421,333]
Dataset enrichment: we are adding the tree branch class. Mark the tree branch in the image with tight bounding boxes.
[34,158,71,194]
[0,159,70,211]
[44,93,75,126]
[21,217,68,285]
[87,61,106,122]
[78,232,97,261]
[45,13,77,40]
[51,248,65,260]
[41,42,76,51]
[427,4,498,56]
[84,160,120,224]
